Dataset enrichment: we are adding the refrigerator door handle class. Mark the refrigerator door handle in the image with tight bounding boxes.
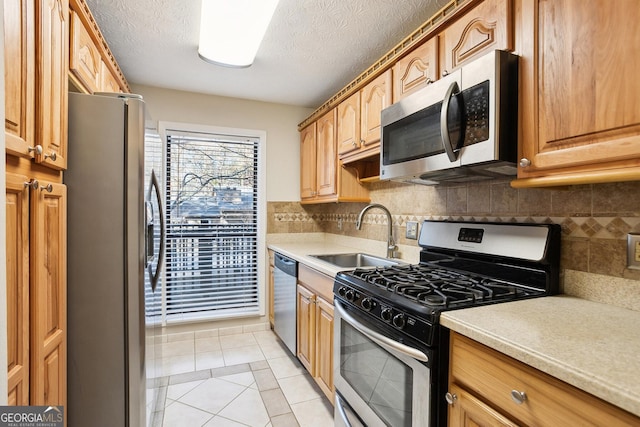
[147,170,165,292]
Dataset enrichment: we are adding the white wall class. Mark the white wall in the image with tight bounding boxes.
[131,84,312,202]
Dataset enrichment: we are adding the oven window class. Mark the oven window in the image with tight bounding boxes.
[340,320,413,427]
[382,102,444,165]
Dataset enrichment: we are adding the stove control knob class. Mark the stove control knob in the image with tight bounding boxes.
[338,287,347,297]
[345,289,355,301]
[393,314,406,329]
[381,308,393,322]
[361,298,375,311]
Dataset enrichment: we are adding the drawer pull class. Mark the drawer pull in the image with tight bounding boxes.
[510,390,527,405]
[445,392,457,405]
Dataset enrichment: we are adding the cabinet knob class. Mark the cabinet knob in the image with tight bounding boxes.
[360,139,365,144]
[352,141,357,147]
[519,158,531,167]
[442,70,449,77]
[445,392,457,405]
[426,78,433,85]
[510,390,527,405]
[24,179,39,190]
[40,183,53,193]
[28,145,43,155]
[45,151,57,161]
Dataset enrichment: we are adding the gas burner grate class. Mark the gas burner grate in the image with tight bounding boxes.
[347,263,532,308]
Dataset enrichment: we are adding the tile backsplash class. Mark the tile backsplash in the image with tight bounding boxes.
[268,179,640,287]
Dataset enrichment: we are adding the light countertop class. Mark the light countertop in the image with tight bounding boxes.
[266,233,420,277]
[440,296,640,418]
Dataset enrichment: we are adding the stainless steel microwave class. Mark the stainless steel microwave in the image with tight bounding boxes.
[380,50,519,185]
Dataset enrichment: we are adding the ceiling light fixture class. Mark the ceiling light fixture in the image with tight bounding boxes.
[198,0,280,68]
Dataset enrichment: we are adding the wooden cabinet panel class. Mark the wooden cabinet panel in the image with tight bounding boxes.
[300,122,317,200]
[393,38,438,102]
[36,0,68,170]
[100,60,122,93]
[337,92,360,157]
[315,297,334,401]
[30,182,66,406]
[316,109,337,198]
[438,0,512,75]
[448,383,519,427]
[6,173,31,406]
[4,0,35,158]
[296,284,315,372]
[69,9,100,93]
[360,70,392,148]
[268,250,275,328]
[448,333,640,426]
[514,0,640,186]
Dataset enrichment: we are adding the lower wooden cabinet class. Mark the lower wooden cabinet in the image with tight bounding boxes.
[447,332,639,426]
[268,250,275,328]
[296,264,335,403]
[6,171,67,408]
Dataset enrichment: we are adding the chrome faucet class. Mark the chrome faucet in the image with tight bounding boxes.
[355,203,397,259]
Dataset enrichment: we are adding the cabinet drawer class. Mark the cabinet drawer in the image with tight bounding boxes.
[449,333,639,426]
[298,264,334,302]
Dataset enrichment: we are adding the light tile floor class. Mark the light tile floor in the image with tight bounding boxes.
[149,328,334,427]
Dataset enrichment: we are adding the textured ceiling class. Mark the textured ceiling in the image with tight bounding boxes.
[85,0,450,108]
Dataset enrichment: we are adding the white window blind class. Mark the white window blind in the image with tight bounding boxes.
[163,130,260,322]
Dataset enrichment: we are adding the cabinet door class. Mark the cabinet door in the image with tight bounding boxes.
[439,0,512,75]
[30,181,66,406]
[316,109,337,197]
[315,296,334,401]
[393,38,438,102]
[360,70,392,147]
[516,0,640,184]
[296,284,315,372]
[448,384,519,427]
[100,60,122,93]
[300,122,317,200]
[268,253,275,328]
[6,173,31,406]
[35,0,68,170]
[69,9,100,93]
[4,0,35,158]
[337,92,361,157]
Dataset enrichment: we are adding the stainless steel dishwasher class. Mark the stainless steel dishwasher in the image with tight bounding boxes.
[273,253,298,355]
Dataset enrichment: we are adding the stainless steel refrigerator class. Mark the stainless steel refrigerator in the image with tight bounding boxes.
[66,92,164,427]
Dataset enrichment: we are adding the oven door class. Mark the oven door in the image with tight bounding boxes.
[333,300,432,427]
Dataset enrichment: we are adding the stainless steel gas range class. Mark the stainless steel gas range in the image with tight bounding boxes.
[333,220,561,427]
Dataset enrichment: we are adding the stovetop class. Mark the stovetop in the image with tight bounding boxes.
[333,220,561,347]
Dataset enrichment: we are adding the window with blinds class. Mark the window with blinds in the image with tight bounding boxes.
[163,130,260,322]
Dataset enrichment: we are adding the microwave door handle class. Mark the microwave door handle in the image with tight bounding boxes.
[335,300,429,363]
[441,81,460,162]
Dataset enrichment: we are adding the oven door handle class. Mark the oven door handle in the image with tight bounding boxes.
[335,300,429,363]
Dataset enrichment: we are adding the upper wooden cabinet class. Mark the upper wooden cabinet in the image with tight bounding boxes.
[300,110,369,204]
[513,0,640,187]
[447,332,640,426]
[336,92,360,158]
[4,0,35,159]
[393,38,438,102]
[69,9,100,93]
[438,0,513,76]
[338,69,392,162]
[5,0,71,170]
[68,0,128,94]
[36,0,69,171]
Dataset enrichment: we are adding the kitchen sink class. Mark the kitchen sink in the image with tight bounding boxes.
[310,253,401,268]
